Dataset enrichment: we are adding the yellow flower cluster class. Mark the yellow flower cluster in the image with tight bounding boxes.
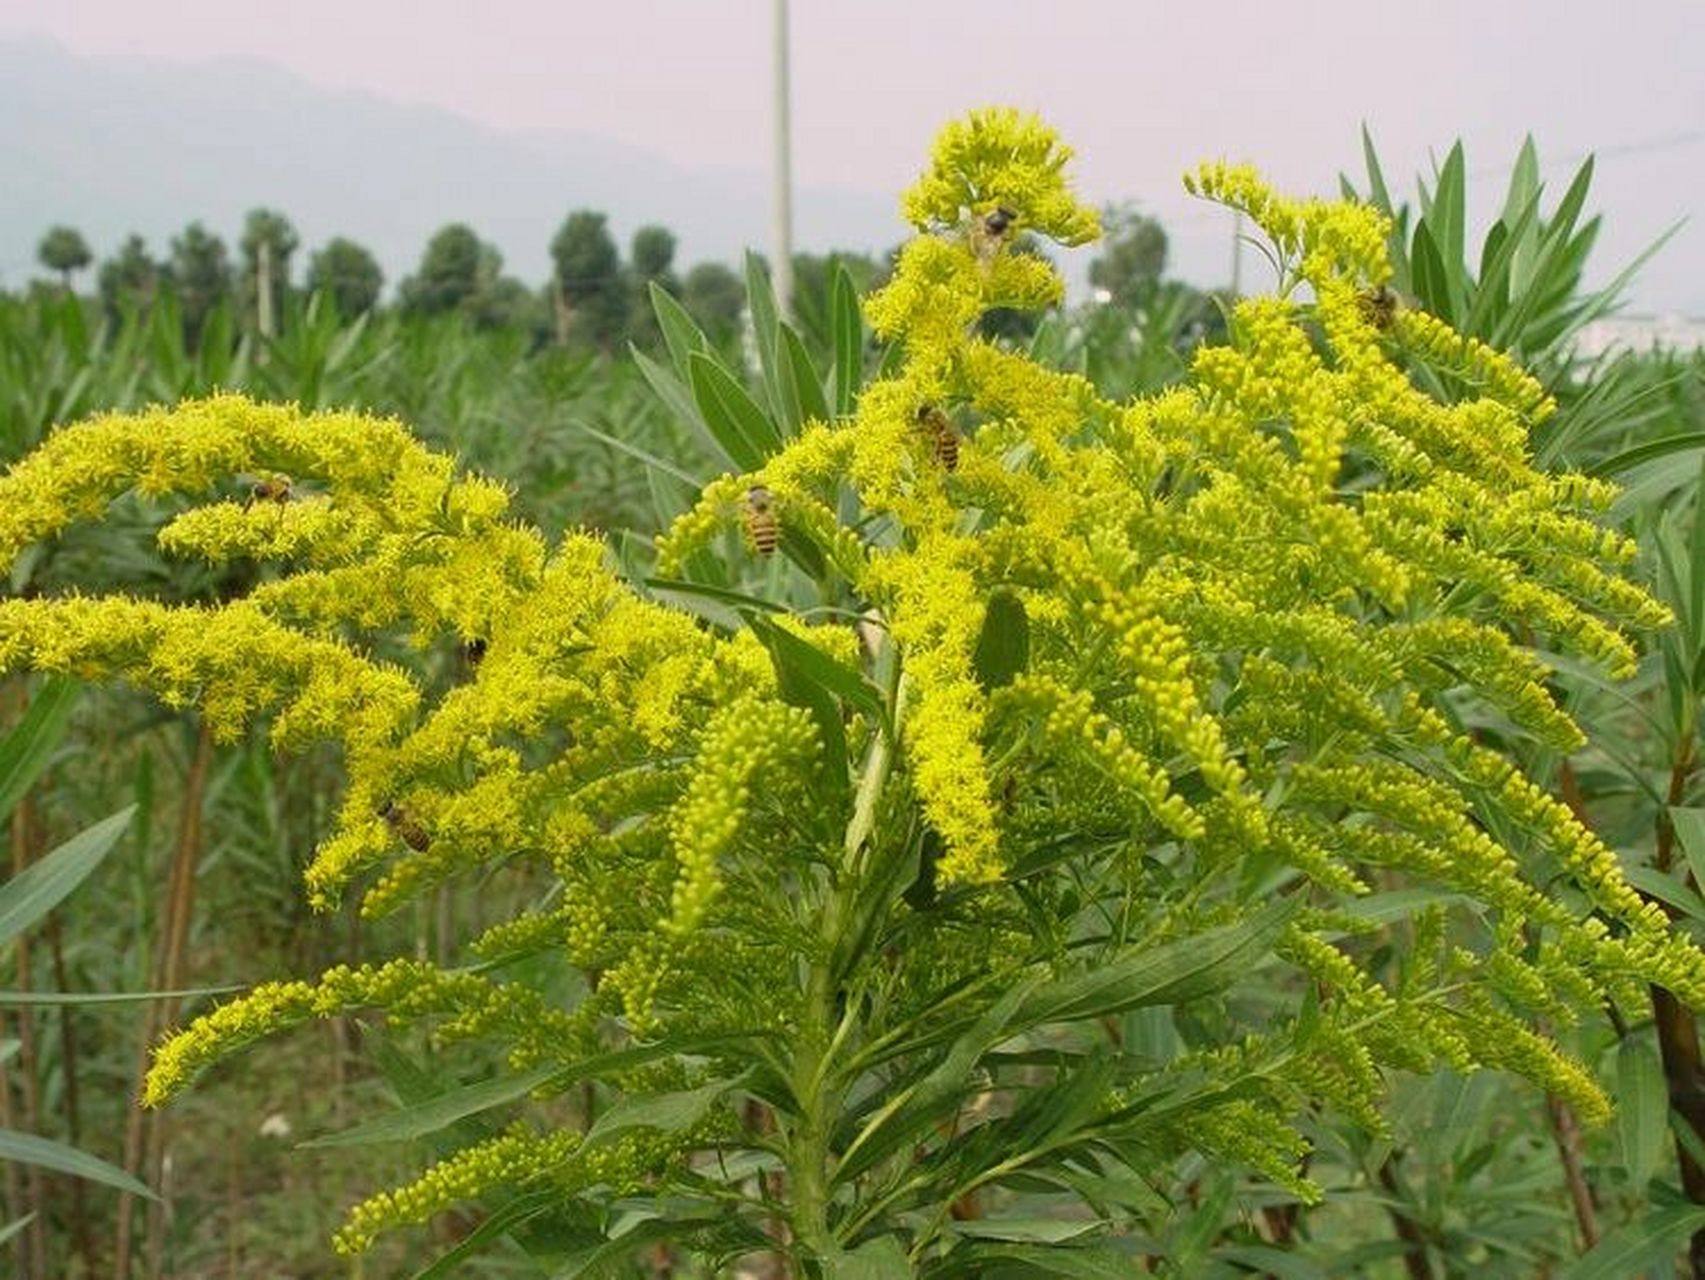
[663,695,819,937]
[143,959,586,1107]
[647,109,1703,1195]
[0,108,1698,1251]
[332,1122,693,1254]
[900,106,1101,246]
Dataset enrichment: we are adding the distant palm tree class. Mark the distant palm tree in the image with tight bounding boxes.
[37,225,92,291]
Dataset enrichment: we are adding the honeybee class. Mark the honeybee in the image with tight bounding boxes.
[743,484,779,556]
[1357,285,1400,332]
[916,404,959,472]
[380,801,430,852]
[247,473,293,506]
[969,205,1018,268]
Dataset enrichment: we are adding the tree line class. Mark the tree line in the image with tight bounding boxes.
[28,203,1195,352]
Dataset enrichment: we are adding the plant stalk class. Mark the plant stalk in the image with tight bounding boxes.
[11,788,48,1279]
[114,721,212,1280]
[1648,744,1705,1277]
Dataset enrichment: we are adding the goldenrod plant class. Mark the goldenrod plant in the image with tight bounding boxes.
[0,109,1695,1274]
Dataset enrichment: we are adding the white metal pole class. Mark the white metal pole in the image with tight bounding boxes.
[772,0,795,320]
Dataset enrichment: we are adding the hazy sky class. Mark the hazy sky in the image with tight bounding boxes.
[4,0,1704,309]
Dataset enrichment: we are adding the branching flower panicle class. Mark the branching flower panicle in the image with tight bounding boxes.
[0,109,1696,1264]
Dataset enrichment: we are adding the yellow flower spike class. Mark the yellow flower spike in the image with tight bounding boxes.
[663,696,819,938]
[900,107,1100,247]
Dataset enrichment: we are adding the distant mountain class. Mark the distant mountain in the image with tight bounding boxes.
[0,35,905,294]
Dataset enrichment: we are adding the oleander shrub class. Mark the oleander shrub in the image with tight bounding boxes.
[0,109,1696,1275]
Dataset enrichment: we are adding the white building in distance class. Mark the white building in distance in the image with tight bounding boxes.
[1575,314,1705,357]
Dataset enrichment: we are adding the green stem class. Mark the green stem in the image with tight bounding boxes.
[786,662,906,1264]
[790,933,838,1258]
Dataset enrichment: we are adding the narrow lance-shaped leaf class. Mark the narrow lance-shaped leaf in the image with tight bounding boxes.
[555,1213,761,1280]
[300,1064,560,1150]
[0,676,79,822]
[745,250,785,418]
[649,281,710,383]
[822,1236,914,1279]
[0,984,240,1007]
[576,421,708,490]
[0,807,135,950]
[746,613,853,792]
[1012,896,1295,1030]
[1561,1205,1705,1280]
[777,322,831,433]
[1500,135,1542,297]
[973,589,1029,691]
[409,1189,558,1280]
[1430,141,1467,319]
[581,1073,746,1151]
[0,1128,155,1200]
[1617,1035,1668,1188]
[831,261,863,417]
[0,1216,34,1250]
[631,345,734,471]
[688,351,782,470]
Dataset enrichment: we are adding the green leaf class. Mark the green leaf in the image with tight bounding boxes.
[1689,457,1705,654]
[364,1029,496,1158]
[1590,433,1705,479]
[944,1217,1102,1243]
[410,1188,558,1279]
[945,1243,1142,1279]
[1617,1036,1669,1188]
[1464,193,1542,337]
[577,422,707,490]
[1430,141,1467,319]
[1623,866,1705,924]
[1409,222,1450,319]
[582,1074,744,1151]
[1671,808,1705,895]
[1531,220,1681,365]
[1561,1204,1705,1279]
[824,1236,912,1279]
[554,1210,750,1278]
[1500,136,1542,295]
[0,807,135,950]
[0,984,238,1007]
[746,613,889,733]
[300,1064,560,1149]
[0,1127,155,1200]
[973,589,1029,691]
[631,346,733,470]
[0,677,79,822]
[1360,124,1394,214]
[649,282,709,383]
[644,578,788,617]
[745,250,784,418]
[1217,1245,1330,1280]
[831,262,863,417]
[1171,1171,1235,1272]
[0,1216,34,1250]
[745,614,859,790]
[646,462,693,527]
[1358,126,1408,294]
[834,977,1041,1185]
[1013,897,1293,1029]
[687,351,781,471]
[777,322,831,434]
